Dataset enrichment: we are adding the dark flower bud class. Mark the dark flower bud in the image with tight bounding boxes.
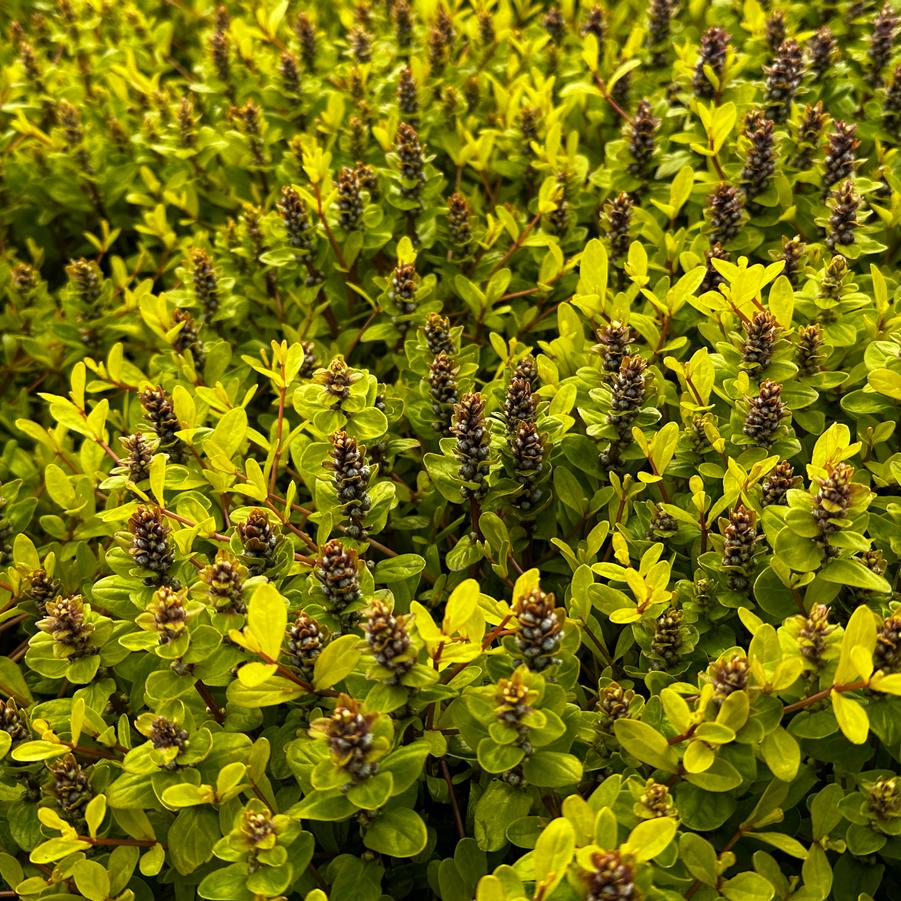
[764,39,804,122]
[394,122,425,208]
[66,258,102,311]
[503,377,537,431]
[394,0,413,51]
[812,462,854,556]
[316,356,355,406]
[874,612,901,674]
[694,27,729,99]
[647,0,674,66]
[826,180,861,251]
[822,121,860,196]
[390,262,418,316]
[510,421,545,513]
[710,653,750,701]
[365,599,413,681]
[326,431,372,538]
[300,341,320,379]
[58,99,83,147]
[546,172,571,236]
[647,504,677,539]
[797,323,825,376]
[585,850,636,901]
[189,248,219,318]
[199,550,247,614]
[598,681,633,724]
[24,568,61,615]
[149,716,188,751]
[140,385,183,462]
[36,594,95,656]
[651,606,683,668]
[638,780,676,818]
[286,611,325,677]
[295,13,317,71]
[515,586,564,671]
[12,262,39,298]
[543,6,566,45]
[313,695,379,783]
[129,506,174,582]
[428,25,447,74]
[743,379,788,447]
[740,108,776,200]
[608,355,648,439]
[177,95,197,148]
[478,10,495,45]
[172,309,204,366]
[210,29,230,83]
[742,310,780,370]
[701,241,729,293]
[241,809,275,845]
[519,106,539,157]
[149,585,188,643]
[766,10,786,52]
[779,236,807,288]
[807,27,837,79]
[336,166,364,231]
[582,5,606,42]
[0,698,28,746]
[869,2,899,84]
[424,313,453,356]
[349,26,372,63]
[792,102,828,170]
[885,64,901,134]
[819,254,850,301]
[761,460,800,507]
[594,321,633,374]
[278,185,315,254]
[866,777,901,827]
[397,66,418,120]
[627,99,659,179]
[238,510,279,575]
[315,540,362,625]
[447,192,473,250]
[451,393,491,499]
[48,754,93,823]
[118,432,157,483]
[279,51,301,95]
[514,354,539,387]
[799,603,834,665]
[428,352,459,432]
[707,183,744,244]
[601,192,634,262]
[722,504,758,591]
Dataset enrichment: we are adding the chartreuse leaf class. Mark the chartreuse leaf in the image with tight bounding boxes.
[532,818,574,898]
[313,634,361,690]
[363,808,427,858]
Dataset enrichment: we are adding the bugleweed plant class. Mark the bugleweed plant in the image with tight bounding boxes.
[5,1,901,900]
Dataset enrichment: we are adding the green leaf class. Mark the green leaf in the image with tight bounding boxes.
[363,807,428,858]
[533,818,574,897]
[373,554,425,583]
[819,559,891,594]
[831,692,869,744]
[522,751,582,788]
[246,582,288,660]
[312,634,361,690]
[721,871,775,901]
[746,831,808,859]
[760,726,800,781]
[679,833,717,885]
[167,808,219,875]
[73,860,110,901]
[624,817,677,862]
[613,719,679,773]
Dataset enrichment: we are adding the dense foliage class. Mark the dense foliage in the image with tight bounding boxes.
[4,0,901,899]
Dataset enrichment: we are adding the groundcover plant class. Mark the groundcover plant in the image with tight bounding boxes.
[5,0,901,899]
